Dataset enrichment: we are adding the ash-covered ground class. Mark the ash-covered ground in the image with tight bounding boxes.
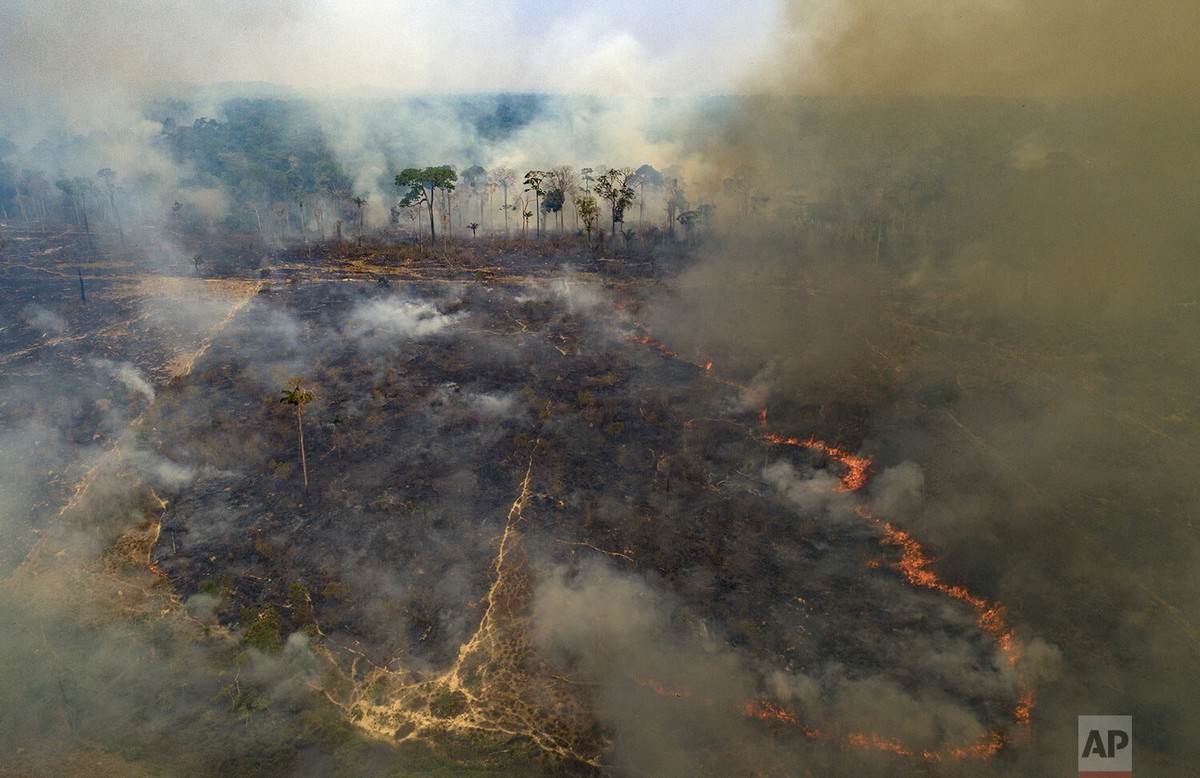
[0,228,1077,776]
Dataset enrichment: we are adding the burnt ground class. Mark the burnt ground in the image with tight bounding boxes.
[1,226,1042,776]
[150,243,1028,768]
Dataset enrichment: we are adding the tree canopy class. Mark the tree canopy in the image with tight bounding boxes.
[395,165,457,243]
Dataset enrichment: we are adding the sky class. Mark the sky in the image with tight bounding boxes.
[6,0,1199,137]
[1,0,781,99]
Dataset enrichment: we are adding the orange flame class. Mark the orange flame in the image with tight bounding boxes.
[761,433,874,491]
[1013,690,1036,726]
[950,730,1008,760]
[635,677,691,699]
[871,514,1022,666]
[740,700,800,727]
[623,310,1037,765]
[753,433,1036,761]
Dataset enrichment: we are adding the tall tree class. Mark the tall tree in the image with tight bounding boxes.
[722,166,756,220]
[548,165,580,231]
[523,170,546,239]
[664,176,686,241]
[96,167,124,243]
[55,179,87,230]
[489,167,516,237]
[462,164,488,232]
[541,188,565,232]
[594,168,636,247]
[629,164,663,226]
[280,383,314,492]
[395,166,457,244]
[576,195,598,247]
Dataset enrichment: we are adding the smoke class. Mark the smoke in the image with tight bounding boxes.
[531,559,774,777]
[867,461,923,520]
[2,0,1197,773]
[762,460,848,515]
[346,296,462,341]
[91,358,155,402]
[774,0,1200,98]
[626,2,1200,774]
[23,305,67,336]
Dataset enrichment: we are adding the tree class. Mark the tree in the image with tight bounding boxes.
[55,178,92,232]
[664,176,686,241]
[271,201,288,244]
[96,167,124,242]
[489,167,516,237]
[396,166,457,244]
[296,197,307,244]
[629,164,663,226]
[548,165,580,231]
[312,200,326,241]
[523,170,545,239]
[350,194,367,243]
[678,203,714,246]
[280,383,313,491]
[594,168,636,247]
[467,221,479,238]
[576,195,598,247]
[462,165,488,231]
[20,169,49,226]
[541,188,565,232]
[722,165,757,222]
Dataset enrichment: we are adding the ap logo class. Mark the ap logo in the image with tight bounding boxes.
[1079,715,1132,777]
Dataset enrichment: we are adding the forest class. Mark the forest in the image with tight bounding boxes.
[1,89,1199,776]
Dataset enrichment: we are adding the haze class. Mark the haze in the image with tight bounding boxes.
[1,1,1198,776]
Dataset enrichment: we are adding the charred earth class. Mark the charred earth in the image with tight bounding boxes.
[3,227,1056,776]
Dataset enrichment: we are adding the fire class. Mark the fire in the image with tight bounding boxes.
[741,700,801,727]
[1014,690,1036,726]
[623,307,1037,765]
[635,677,691,698]
[754,433,1036,759]
[950,730,1008,759]
[845,732,923,759]
[625,331,678,358]
[872,515,1022,666]
[735,701,1005,763]
[761,433,873,491]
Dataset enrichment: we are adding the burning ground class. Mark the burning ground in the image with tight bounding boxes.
[0,227,1072,776]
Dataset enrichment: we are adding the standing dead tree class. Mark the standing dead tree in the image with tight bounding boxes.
[280,383,314,492]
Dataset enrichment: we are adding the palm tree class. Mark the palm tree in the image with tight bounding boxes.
[280,384,314,491]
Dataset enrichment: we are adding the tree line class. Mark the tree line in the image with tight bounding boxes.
[391,162,710,249]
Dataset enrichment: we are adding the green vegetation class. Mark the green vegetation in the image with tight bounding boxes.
[395,166,458,243]
[240,607,283,653]
[163,98,354,238]
[429,688,469,718]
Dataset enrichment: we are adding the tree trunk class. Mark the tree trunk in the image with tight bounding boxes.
[297,410,308,492]
[108,193,124,243]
